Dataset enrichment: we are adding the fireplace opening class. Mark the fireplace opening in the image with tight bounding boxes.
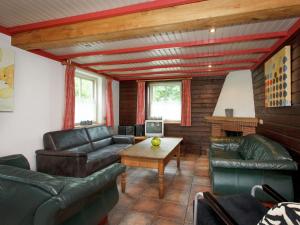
[225,130,243,137]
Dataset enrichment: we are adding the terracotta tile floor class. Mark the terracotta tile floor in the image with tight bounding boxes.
[108,154,211,225]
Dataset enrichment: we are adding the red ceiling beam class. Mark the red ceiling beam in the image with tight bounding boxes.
[30,49,63,62]
[0,25,11,35]
[8,0,201,34]
[252,19,300,70]
[57,31,285,59]
[117,72,229,81]
[110,66,250,77]
[81,48,270,67]
[96,58,258,72]
[29,49,113,79]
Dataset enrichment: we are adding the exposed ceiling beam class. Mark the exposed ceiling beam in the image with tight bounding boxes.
[57,32,286,59]
[109,66,251,77]
[81,48,270,66]
[117,72,229,81]
[95,59,258,72]
[30,49,62,62]
[11,0,300,50]
[252,18,300,70]
[8,0,201,34]
[0,25,11,35]
[29,49,114,79]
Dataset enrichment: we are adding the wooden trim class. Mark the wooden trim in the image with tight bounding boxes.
[57,32,286,59]
[117,73,228,81]
[109,66,251,77]
[82,48,270,67]
[138,77,192,82]
[96,59,259,73]
[11,0,300,50]
[29,49,115,79]
[252,18,300,70]
[8,0,200,34]
[0,25,11,35]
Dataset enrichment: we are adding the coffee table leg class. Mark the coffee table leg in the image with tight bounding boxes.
[121,172,126,193]
[158,162,165,199]
[177,145,181,169]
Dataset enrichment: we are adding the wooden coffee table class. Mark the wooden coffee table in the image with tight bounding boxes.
[120,137,183,198]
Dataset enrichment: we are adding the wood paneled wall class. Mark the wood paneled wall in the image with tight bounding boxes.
[119,81,137,125]
[119,76,225,154]
[252,31,300,200]
[252,32,300,160]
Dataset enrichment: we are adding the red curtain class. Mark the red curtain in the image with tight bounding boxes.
[63,65,76,129]
[106,79,114,127]
[136,81,146,125]
[181,79,192,126]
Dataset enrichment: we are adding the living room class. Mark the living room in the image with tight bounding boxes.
[1,1,300,225]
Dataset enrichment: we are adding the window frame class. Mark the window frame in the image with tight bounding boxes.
[74,73,98,125]
[147,81,182,123]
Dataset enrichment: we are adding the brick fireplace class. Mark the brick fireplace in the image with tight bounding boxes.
[205,116,259,137]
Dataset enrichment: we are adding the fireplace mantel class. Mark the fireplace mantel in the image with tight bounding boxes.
[205,116,259,137]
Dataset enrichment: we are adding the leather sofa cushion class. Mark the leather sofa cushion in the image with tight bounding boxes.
[238,134,292,161]
[88,144,131,161]
[86,126,113,141]
[211,149,242,160]
[0,165,64,195]
[86,126,114,150]
[44,129,93,153]
[86,144,131,173]
[92,137,113,150]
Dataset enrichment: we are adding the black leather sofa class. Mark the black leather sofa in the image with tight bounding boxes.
[36,125,134,177]
[209,134,298,201]
[0,154,125,225]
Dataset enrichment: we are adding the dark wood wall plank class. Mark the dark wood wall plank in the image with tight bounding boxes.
[252,31,300,200]
[119,76,225,154]
[119,81,137,125]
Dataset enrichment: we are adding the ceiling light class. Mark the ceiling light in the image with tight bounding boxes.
[84,43,92,48]
[209,27,216,33]
[208,64,212,68]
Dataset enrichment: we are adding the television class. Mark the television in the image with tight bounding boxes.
[145,120,164,137]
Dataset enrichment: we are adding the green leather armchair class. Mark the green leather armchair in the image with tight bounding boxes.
[209,134,298,201]
[0,154,125,225]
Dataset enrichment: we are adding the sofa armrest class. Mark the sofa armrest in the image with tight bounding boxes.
[0,154,30,170]
[210,137,243,151]
[36,150,88,177]
[34,163,126,225]
[112,135,135,144]
[211,159,298,171]
[56,163,126,206]
[0,165,64,195]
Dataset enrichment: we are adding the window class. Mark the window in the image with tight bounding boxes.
[75,75,98,124]
[148,81,182,122]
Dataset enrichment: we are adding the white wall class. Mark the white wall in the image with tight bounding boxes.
[213,70,256,118]
[0,33,65,169]
[0,33,120,169]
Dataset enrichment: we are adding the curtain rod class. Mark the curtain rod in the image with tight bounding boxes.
[136,77,192,82]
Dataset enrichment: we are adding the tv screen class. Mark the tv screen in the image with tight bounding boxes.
[145,120,164,136]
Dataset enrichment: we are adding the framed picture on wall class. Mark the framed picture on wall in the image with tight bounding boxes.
[0,48,14,111]
[264,45,291,108]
